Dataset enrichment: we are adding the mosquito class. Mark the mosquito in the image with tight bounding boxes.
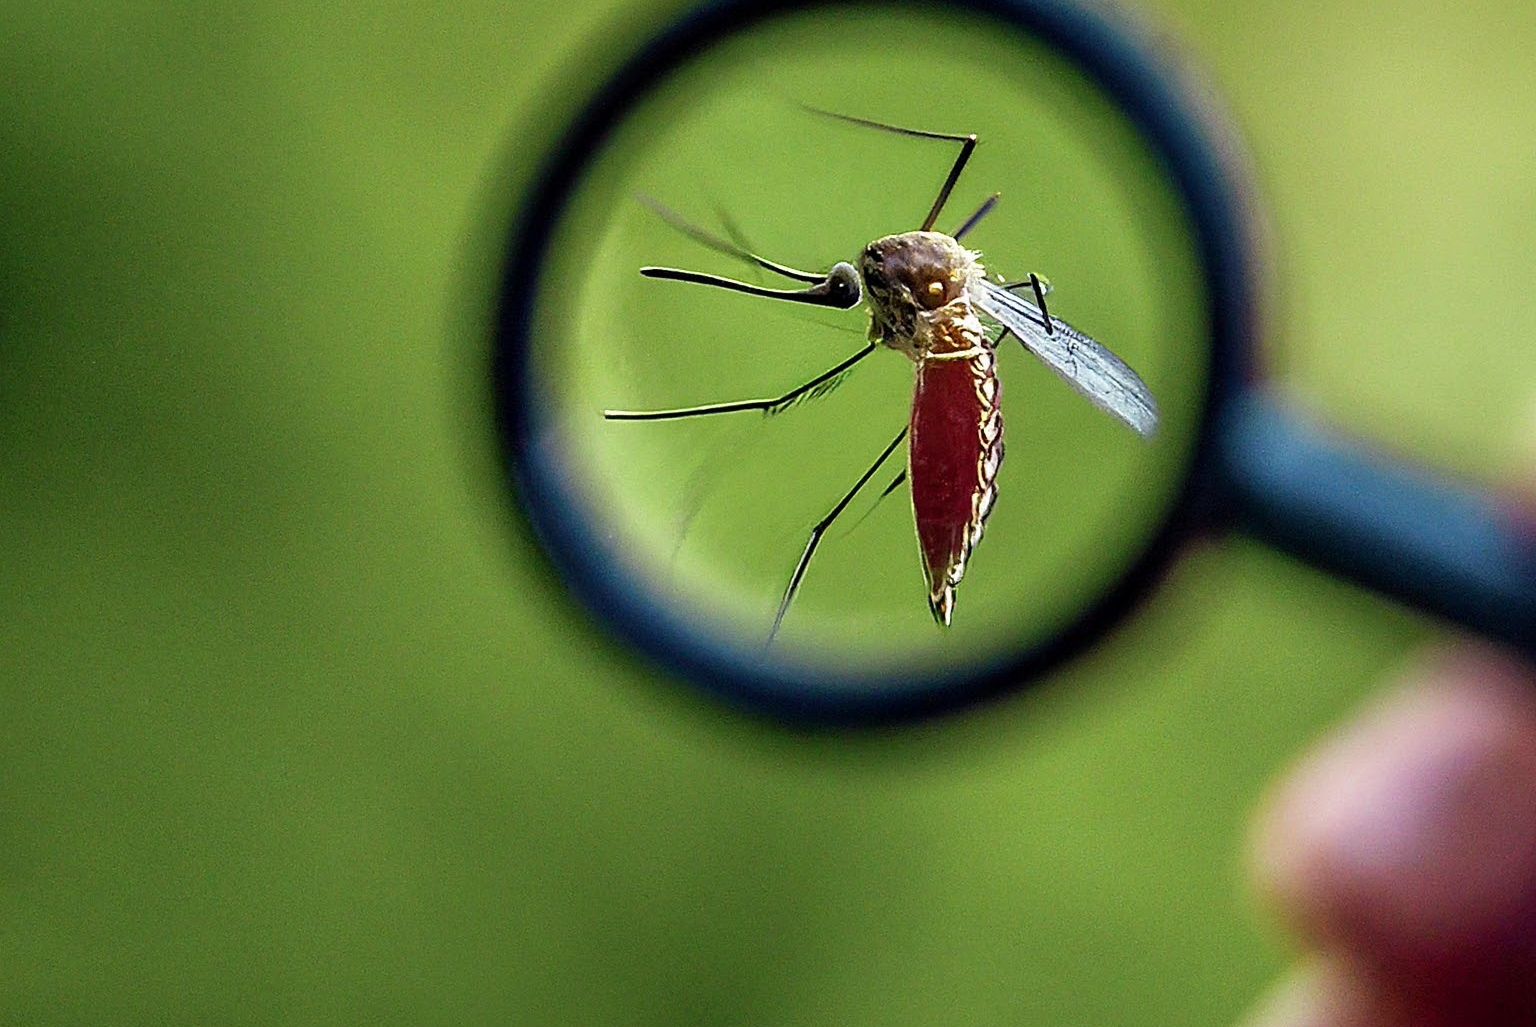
[605,110,1159,637]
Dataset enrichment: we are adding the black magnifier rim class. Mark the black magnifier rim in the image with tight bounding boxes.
[495,0,1255,724]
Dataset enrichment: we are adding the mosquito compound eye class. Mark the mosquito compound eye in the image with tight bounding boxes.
[499,0,1233,720]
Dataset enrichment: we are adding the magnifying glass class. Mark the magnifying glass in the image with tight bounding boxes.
[497,0,1536,723]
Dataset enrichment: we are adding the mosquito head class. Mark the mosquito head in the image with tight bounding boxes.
[859,231,980,346]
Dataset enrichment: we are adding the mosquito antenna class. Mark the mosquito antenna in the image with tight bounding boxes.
[605,343,876,420]
[638,195,824,283]
[801,107,977,232]
[771,426,909,639]
[951,192,999,241]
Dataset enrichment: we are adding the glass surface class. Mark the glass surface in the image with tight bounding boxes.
[524,2,1209,679]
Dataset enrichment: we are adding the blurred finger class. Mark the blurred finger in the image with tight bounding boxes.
[1249,644,1536,1022]
[1238,958,1420,1027]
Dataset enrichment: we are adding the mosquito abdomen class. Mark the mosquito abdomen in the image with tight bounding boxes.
[908,334,1003,626]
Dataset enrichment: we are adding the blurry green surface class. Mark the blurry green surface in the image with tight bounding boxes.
[0,1,1531,1026]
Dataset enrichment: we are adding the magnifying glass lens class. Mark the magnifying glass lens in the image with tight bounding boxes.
[519,1,1212,695]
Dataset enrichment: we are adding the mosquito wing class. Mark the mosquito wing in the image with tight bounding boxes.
[974,279,1159,437]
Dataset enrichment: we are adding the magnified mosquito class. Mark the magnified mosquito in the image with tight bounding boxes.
[605,110,1159,637]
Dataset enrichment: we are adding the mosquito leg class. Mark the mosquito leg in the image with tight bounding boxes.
[950,192,999,241]
[921,132,977,232]
[1028,272,1054,335]
[771,425,909,639]
[713,205,758,266]
[760,342,876,415]
[638,195,824,283]
[604,343,876,420]
[800,107,977,232]
[992,273,1055,346]
[838,468,909,540]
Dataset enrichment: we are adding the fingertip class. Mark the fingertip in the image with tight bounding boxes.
[1236,959,1400,1027]
[1250,644,1536,1010]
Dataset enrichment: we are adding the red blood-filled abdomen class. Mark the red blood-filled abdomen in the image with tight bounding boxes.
[908,348,1003,625]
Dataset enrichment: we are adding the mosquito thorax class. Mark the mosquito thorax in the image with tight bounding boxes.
[859,231,985,360]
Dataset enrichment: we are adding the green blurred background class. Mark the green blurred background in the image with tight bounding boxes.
[3,0,1534,1024]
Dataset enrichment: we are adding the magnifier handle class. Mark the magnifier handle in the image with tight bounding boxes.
[1218,390,1536,659]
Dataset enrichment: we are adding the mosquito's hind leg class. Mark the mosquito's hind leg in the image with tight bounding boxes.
[802,107,978,233]
[772,425,909,639]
